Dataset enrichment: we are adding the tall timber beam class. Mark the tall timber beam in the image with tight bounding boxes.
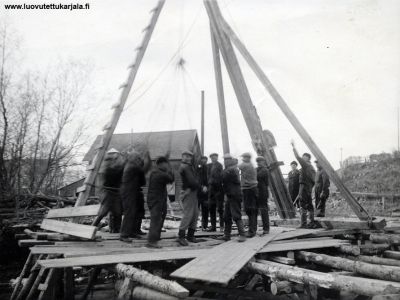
[75,0,165,207]
[208,0,370,221]
[210,27,230,155]
[205,1,295,219]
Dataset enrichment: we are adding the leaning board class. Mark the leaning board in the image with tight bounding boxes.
[171,229,284,285]
[41,219,97,240]
[46,204,100,219]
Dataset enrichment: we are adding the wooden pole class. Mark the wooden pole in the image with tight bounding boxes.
[248,260,400,296]
[346,255,400,268]
[270,281,303,295]
[370,233,400,245]
[115,263,189,298]
[131,286,179,300]
[10,252,33,300]
[297,251,400,282]
[201,90,205,154]
[75,0,165,207]
[205,0,295,219]
[384,250,400,260]
[210,29,230,155]
[209,0,370,221]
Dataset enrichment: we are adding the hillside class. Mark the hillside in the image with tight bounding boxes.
[341,151,400,195]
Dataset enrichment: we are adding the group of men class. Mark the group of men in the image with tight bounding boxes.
[288,141,330,228]
[92,140,330,248]
[177,151,271,245]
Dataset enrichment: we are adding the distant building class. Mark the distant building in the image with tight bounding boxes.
[82,129,202,198]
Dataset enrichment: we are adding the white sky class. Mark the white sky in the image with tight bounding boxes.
[1,0,399,173]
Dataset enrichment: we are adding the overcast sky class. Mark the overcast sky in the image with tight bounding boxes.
[1,0,399,172]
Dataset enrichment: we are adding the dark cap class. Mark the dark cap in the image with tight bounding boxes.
[201,155,208,160]
[241,152,252,158]
[303,153,311,159]
[290,161,298,166]
[256,156,266,162]
[182,150,193,156]
[209,153,218,158]
[156,156,168,165]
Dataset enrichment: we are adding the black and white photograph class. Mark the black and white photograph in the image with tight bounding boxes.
[0,0,399,299]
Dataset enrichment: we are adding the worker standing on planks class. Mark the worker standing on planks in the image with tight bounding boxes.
[291,140,317,228]
[146,156,175,248]
[92,148,125,233]
[218,154,246,242]
[288,161,300,207]
[239,152,259,237]
[255,156,270,235]
[207,153,225,232]
[314,160,330,217]
[196,156,209,231]
[119,148,150,242]
[177,150,201,246]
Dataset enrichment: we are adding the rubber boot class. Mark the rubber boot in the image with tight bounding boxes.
[218,221,231,241]
[235,219,247,243]
[297,208,307,228]
[187,228,198,243]
[307,209,319,229]
[177,230,189,246]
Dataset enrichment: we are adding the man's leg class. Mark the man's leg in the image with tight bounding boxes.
[317,194,328,217]
[208,187,217,231]
[243,189,257,236]
[231,195,246,242]
[147,201,163,247]
[221,198,232,240]
[201,197,209,230]
[216,188,225,231]
[178,190,192,246]
[133,192,145,236]
[187,191,200,243]
[257,194,270,233]
[92,191,111,227]
[120,194,135,241]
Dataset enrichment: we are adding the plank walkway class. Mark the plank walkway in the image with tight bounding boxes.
[170,229,284,285]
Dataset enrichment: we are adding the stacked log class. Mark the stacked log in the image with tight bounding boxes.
[248,260,400,296]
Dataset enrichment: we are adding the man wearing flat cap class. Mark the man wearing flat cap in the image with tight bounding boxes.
[177,150,201,246]
[207,153,224,232]
[239,152,259,237]
[146,156,175,248]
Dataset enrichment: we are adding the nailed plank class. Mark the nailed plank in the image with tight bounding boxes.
[41,219,97,240]
[260,239,349,253]
[46,205,100,219]
[38,249,205,269]
[170,230,283,284]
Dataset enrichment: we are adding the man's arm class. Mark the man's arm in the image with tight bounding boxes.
[182,165,199,190]
[291,140,307,169]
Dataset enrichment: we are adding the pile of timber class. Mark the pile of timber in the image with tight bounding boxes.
[9,212,400,300]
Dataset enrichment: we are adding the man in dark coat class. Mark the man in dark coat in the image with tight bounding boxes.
[177,150,201,246]
[314,160,330,217]
[92,148,125,233]
[119,149,150,242]
[146,156,174,248]
[207,153,224,232]
[288,161,300,207]
[196,156,209,230]
[291,140,316,228]
[218,154,246,242]
[239,152,259,237]
[256,156,270,234]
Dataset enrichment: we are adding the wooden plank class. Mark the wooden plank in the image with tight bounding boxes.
[170,230,283,284]
[260,239,348,253]
[18,240,55,247]
[38,249,206,269]
[40,219,97,240]
[273,228,324,241]
[316,217,386,230]
[46,205,100,219]
[209,0,371,221]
